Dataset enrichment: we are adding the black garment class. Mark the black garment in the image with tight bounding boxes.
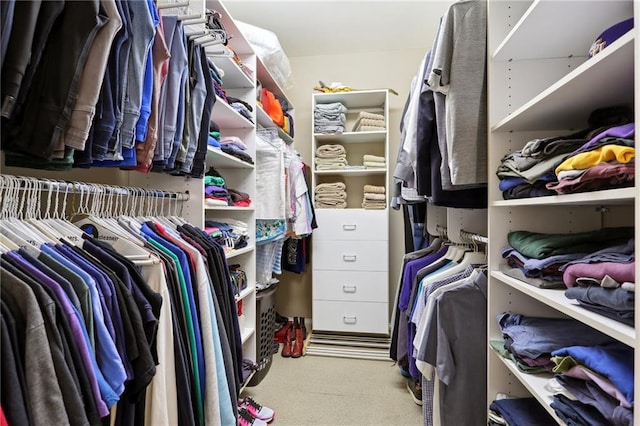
[3,263,90,426]
[1,0,43,119]
[81,237,157,401]
[178,225,242,405]
[0,300,31,426]
[220,145,254,164]
[2,255,103,425]
[190,55,218,179]
[5,0,106,159]
[226,96,253,113]
[143,244,197,426]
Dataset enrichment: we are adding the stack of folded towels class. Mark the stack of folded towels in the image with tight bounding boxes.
[362,185,386,209]
[352,111,386,132]
[314,182,347,208]
[315,144,348,170]
[314,102,347,134]
[363,154,386,169]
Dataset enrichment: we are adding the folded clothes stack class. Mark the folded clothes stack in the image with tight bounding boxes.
[363,154,386,169]
[315,182,347,208]
[314,102,347,134]
[352,111,386,132]
[219,135,254,165]
[315,144,348,170]
[362,184,386,209]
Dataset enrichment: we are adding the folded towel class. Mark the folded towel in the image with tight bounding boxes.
[364,161,386,168]
[316,163,346,170]
[316,144,346,158]
[357,111,385,121]
[316,200,347,209]
[315,193,347,202]
[355,125,386,132]
[361,201,386,209]
[363,155,385,163]
[364,193,386,201]
[316,157,347,163]
[364,185,385,194]
[315,102,348,113]
[315,182,346,192]
[352,117,386,132]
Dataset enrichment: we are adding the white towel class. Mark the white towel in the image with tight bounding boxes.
[363,155,385,163]
[364,193,386,201]
[315,182,346,192]
[357,111,385,121]
[363,185,385,194]
[363,161,386,169]
[315,144,346,158]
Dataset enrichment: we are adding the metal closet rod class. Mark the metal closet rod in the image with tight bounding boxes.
[435,224,488,244]
[0,174,190,202]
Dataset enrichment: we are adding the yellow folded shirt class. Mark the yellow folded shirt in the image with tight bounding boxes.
[555,145,635,174]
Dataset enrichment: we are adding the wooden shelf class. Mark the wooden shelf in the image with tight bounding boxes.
[493,0,633,62]
[212,97,254,129]
[206,146,254,169]
[492,32,634,132]
[256,106,294,144]
[314,131,386,144]
[491,349,567,425]
[492,187,636,207]
[492,271,636,348]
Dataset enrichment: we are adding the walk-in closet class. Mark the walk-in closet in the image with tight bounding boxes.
[1,0,637,425]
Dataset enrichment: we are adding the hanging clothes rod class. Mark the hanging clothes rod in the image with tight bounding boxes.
[435,225,488,245]
[460,228,488,245]
[0,174,190,201]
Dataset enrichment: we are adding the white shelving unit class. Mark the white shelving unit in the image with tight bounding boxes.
[255,57,295,145]
[205,0,259,370]
[311,90,390,336]
[487,1,638,423]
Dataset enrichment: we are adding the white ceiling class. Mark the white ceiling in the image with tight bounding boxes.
[222,1,453,57]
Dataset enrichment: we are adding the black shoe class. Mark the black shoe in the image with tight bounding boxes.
[406,378,422,406]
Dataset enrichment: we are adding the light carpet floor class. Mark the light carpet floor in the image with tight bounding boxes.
[242,351,422,425]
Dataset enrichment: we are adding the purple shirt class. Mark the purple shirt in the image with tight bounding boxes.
[399,246,448,311]
[572,123,635,154]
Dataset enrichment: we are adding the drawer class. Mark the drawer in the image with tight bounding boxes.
[313,240,388,271]
[314,209,388,241]
[313,270,388,303]
[312,300,389,334]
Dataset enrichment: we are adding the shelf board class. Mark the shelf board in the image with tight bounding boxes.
[209,0,253,55]
[491,271,636,348]
[256,57,294,108]
[492,0,633,62]
[315,169,386,176]
[256,106,294,145]
[236,285,255,302]
[225,245,255,259]
[211,56,254,88]
[313,90,387,109]
[492,32,635,132]
[212,97,255,129]
[206,146,255,169]
[205,205,254,211]
[490,349,567,425]
[492,187,636,207]
[314,131,386,144]
[241,326,256,344]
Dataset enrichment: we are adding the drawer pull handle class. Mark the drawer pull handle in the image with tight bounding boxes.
[342,224,357,231]
[343,316,357,324]
[343,285,357,293]
[343,254,357,262]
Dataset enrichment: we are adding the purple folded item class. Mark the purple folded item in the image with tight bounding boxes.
[546,162,635,194]
[589,17,634,58]
[572,123,635,155]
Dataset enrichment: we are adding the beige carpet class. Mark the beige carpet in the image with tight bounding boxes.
[242,351,422,425]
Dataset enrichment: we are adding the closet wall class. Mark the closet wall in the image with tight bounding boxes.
[274,49,438,318]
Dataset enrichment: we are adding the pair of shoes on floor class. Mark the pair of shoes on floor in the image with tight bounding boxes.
[274,320,292,344]
[238,397,275,425]
[281,317,306,358]
[406,378,422,406]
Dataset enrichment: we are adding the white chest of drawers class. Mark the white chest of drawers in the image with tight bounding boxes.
[312,209,389,334]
